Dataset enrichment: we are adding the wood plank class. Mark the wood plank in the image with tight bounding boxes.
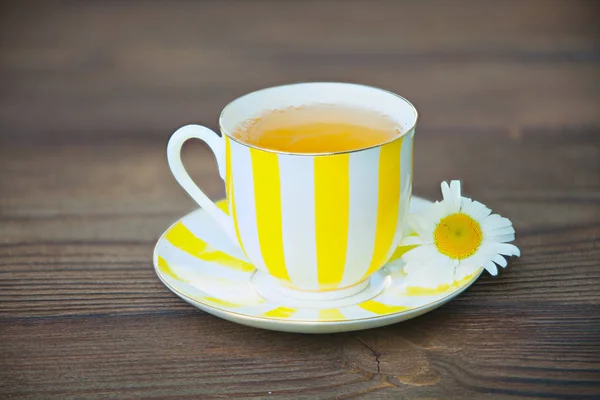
[2,63,599,138]
[1,0,599,141]
[1,307,598,399]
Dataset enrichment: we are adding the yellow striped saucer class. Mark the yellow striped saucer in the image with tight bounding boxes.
[153,196,482,333]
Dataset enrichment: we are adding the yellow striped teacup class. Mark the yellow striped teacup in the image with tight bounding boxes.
[167,83,417,298]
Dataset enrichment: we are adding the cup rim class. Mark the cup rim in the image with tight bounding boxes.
[218,81,418,156]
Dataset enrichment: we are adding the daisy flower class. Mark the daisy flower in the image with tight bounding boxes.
[401,180,520,288]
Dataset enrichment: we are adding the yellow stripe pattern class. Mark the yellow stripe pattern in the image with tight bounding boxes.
[263,306,297,318]
[250,149,290,281]
[314,153,350,289]
[216,199,229,214]
[364,138,403,278]
[225,137,232,213]
[318,308,345,321]
[359,300,409,314]
[405,270,479,296]
[225,138,248,256]
[157,255,186,282]
[388,243,418,264]
[164,222,254,272]
[203,297,241,308]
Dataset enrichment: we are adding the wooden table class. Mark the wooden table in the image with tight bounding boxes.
[1,1,599,398]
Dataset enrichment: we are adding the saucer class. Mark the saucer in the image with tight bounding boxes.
[153,196,482,333]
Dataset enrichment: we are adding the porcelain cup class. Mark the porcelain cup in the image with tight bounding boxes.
[167,82,417,298]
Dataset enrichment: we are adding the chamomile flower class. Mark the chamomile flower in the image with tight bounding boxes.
[401,180,520,288]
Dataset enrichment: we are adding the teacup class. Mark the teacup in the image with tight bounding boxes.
[167,82,417,299]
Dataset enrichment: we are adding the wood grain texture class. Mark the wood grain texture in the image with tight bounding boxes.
[1,0,600,142]
[1,0,600,398]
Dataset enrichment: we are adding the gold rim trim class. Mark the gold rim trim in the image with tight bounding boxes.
[152,208,483,325]
[218,82,419,157]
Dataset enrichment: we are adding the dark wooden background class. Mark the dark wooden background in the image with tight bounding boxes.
[1,1,599,398]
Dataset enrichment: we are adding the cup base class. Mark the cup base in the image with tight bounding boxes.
[251,270,390,309]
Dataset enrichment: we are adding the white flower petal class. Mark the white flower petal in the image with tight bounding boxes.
[403,226,415,236]
[492,254,508,268]
[486,233,515,243]
[494,242,521,257]
[441,181,451,200]
[408,214,436,238]
[440,181,462,214]
[400,236,428,246]
[402,260,437,287]
[481,214,513,232]
[462,253,490,271]
[460,241,494,264]
[404,255,455,288]
[455,260,481,281]
[430,201,448,221]
[450,180,462,211]
[433,256,457,286]
[483,261,498,276]
[484,226,515,236]
[440,182,454,213]
[460,197,473,212]
[464,200,492,220]
[402,244,437,264]
[412,200,437,217]
[460,197,479,220]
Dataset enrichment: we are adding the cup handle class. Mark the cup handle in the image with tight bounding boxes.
[167,124,236,242]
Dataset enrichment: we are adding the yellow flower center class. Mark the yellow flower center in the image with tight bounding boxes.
[433,213,483,260]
